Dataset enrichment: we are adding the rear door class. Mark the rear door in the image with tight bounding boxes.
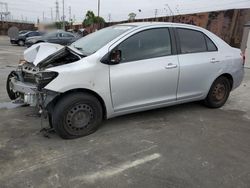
[47,33,60,44]
[26,31,39,39]
[110,28,179,112]
[176,28,222,100]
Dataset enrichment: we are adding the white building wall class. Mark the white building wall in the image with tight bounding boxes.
[246,31,250,67]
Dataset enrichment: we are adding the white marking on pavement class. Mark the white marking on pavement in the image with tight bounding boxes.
[71,153,161,183]
[0,102,25,109]
[128,144,158,157]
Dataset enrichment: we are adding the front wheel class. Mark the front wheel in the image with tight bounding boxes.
[6,71,20,100]
[18,40,25,46]
[52,93,103,139]
[204,76,231,108]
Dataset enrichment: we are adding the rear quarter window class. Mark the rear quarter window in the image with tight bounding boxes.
[205,35,218,51]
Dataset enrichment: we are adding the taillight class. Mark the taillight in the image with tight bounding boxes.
[241,50,245,65]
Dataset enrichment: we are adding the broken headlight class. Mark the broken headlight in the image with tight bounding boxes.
[35,71,58,90]
[18,59,27,65]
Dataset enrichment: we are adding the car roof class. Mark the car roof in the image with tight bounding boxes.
[116,22,229,49]
[56,30,71,33]
[118,22,204,31]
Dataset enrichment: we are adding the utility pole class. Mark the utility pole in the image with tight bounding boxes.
[154,9,158,20]
[165,4,174,22]
[43,11,45,22]
[69,6,71,21]
[108,13,111,22]
[62,0,65,30]
[51,8,53,22]
[175,5,180,15]
[0,2,10,21]
[97,0,100,17]
[55,0,60,21]
[138,9,143,22]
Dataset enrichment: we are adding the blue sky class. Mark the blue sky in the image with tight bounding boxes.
[4,0,250,23]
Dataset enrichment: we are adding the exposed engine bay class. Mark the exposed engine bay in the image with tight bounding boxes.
[7,43,83,110]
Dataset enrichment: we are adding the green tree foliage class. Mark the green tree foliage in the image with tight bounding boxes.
[54,21,69,29]
[83,11,105,27]
[128,12,136,21]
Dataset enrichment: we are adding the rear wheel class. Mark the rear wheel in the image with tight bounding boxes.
[52,93,103,139]
[6,72,20,100]
[204,76,231,108]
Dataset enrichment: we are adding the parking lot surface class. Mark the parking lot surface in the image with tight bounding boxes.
[0,36,250,188]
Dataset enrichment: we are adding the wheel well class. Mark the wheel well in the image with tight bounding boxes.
[219,73,233,89]
[47,89,107,119]
[36,41,44,43]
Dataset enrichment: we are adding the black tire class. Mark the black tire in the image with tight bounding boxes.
[52,93,103,139]
[18,40,25,46]
[204,76,231,108]
[6,71,20,100]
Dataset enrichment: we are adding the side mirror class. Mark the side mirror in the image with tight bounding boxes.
[110,50,121,64]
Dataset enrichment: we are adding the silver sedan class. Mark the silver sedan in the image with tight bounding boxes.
[7,22,245,139]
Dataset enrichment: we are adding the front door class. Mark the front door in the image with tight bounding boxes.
[110,28,179,112]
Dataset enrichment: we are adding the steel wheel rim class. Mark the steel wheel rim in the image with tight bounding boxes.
[65,104,94,133]
[8,74,20,98]
[212,83,226,101]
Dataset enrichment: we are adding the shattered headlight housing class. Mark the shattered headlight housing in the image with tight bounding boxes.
[35,71,58,90]
[18,59,27,66]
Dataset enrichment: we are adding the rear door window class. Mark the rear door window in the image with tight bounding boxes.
[27,32,39,37]
[62,33,74,38]
[177,28,207,54]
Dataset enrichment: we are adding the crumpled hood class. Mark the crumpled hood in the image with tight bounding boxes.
[24,43,65,66]
[23,43,83,67]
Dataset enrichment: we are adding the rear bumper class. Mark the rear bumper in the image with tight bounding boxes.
[10,39,18,44]
[232,68,244,90]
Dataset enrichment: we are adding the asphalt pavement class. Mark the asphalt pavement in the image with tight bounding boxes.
[0,36,249,188]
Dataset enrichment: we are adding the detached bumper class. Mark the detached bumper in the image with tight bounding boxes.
[10,77,37,95]
[10,77,38,106]
[10,76,59,108]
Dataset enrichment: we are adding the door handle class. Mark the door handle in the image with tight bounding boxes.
[165,63,177,69]
[210,58,220,63]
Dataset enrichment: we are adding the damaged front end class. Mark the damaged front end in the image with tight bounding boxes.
[7,43,82,111]
[9,63,59,108]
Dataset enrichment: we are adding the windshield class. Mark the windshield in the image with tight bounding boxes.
[71,25,134,55]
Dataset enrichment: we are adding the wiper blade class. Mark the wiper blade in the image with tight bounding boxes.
[73,45,83,51]
[69,45,88,57]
